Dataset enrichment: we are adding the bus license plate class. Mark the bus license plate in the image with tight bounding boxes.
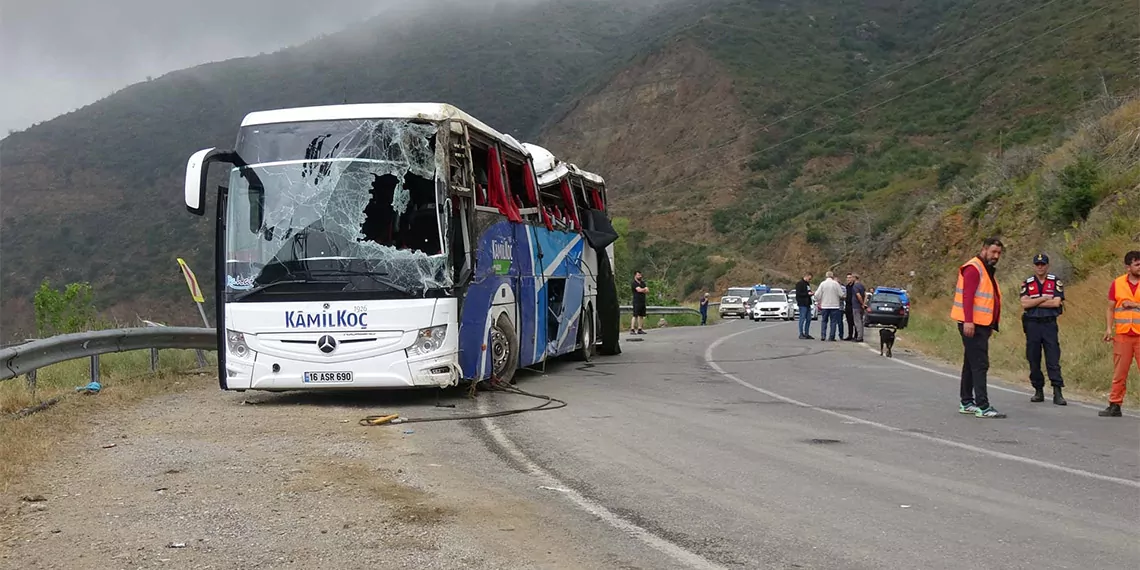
[304,371,353,383]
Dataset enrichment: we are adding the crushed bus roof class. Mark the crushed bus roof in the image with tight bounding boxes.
[240,102,525,153]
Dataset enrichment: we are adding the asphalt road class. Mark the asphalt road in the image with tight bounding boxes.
[468,319,1140,570]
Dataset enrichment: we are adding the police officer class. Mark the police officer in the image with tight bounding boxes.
[1020,253,1067,405]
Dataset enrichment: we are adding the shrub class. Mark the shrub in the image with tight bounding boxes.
[1045,156,1100,226]
[33,280,103,336]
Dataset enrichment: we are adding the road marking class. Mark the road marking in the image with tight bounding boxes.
[860,345,1137,417]
[477,399,729,570]
[706,326,1140,489]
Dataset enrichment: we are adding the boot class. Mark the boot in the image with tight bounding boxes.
[1030,387,1044,402]
[1052,386,1067,406]
[1098,403,1122,417]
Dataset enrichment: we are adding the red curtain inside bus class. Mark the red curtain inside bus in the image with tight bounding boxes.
[487,147,522,223]
[559,179,581,229]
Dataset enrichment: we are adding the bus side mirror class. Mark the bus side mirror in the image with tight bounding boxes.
[185,148,237,215]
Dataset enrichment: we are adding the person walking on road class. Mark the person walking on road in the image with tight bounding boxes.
[843,273,856,340]
[699,292,710,326]
[816,272,846,342]
[1099,250,1140,417]
[850,274,867,343]
[631,271,648,335]
[950,237,1006,418]
[795,272,815,339]
[1020,253,1067,406]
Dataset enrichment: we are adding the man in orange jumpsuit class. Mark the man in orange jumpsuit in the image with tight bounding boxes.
[1099,250,1140,417]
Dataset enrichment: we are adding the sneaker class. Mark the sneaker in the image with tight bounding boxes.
[959,402,980,415]
[975,406,1007,418]
[637,329,646,335]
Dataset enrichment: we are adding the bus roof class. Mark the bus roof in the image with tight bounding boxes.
[240,102,525,152]
[523,143,606,188]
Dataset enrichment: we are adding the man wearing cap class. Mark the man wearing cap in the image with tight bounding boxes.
[1020,253,1067,405]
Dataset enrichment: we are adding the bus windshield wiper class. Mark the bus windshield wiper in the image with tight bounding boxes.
[232,279,348,301]
[310,270,419,296]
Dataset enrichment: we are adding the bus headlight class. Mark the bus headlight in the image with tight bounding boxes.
[408,325,447,357]
[226,329,253,359]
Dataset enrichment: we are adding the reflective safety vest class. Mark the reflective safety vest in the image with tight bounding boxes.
[1112,274,1140,335]
[950,256,1000,326]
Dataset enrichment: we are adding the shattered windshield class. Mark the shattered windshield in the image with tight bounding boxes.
[224,119,452,300]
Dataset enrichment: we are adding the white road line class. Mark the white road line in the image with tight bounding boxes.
[859,345,1137,417]
[477,399,729,570]
[706,326,1140,489]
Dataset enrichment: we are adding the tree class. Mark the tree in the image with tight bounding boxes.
[33,279,101,336]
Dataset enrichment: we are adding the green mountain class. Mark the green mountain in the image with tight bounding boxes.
[2,0,1136,337]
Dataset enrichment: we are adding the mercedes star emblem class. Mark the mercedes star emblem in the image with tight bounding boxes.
[317,335,337,354]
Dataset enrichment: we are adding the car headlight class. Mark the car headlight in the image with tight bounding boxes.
[408,325,447,357]
[226,329,253,359]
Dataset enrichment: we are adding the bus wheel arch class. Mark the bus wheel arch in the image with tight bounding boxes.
[490,313,519,385]
[574,303,595,362]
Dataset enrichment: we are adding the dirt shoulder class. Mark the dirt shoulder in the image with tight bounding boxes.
[0,377,615,570]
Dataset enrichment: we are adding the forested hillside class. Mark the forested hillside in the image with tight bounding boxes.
[1,0,1136,337]
[0,0,695,334]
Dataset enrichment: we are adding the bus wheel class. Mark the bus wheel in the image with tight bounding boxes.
[574,305,595,362]
[490,315,519,385]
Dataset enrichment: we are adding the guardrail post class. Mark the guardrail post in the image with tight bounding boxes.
[25,369,37,397]
[195,349,207,369]
[90,354,100,384]
[150,348,159,372]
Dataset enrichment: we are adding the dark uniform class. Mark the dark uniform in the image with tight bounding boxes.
[1020,253,1066,405]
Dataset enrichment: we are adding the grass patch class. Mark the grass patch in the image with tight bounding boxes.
[1,349,215,415]
[900,271,1138,407]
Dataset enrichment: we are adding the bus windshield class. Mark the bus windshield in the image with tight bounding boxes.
[224,118,452,300]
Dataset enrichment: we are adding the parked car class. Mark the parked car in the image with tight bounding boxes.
[751,293,795,321]
[872,286,910,309]
[719,287,758,319]
[864,289,910,329]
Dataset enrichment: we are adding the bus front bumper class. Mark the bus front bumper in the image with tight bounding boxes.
[224,350,461,390]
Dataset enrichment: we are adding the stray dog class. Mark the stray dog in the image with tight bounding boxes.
[879,327,896,358]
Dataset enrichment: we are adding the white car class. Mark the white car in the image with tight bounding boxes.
[792,302,820,321]
[719,287,757,319]
[751,293,795,321]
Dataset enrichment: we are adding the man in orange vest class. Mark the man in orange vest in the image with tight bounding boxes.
[950,237,1006,418]
[1099,250,1140,417]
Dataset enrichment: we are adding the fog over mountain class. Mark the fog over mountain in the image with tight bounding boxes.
[0,0,569,135]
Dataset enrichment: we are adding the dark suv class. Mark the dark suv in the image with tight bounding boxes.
[864,290,909,329]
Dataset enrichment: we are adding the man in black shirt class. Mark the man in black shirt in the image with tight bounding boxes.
[631,271,648,334]
[843,273,856,340]
[795,272,814,339]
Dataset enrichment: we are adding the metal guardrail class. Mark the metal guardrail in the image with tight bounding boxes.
[1,327,217,382]
[619,305,704,316]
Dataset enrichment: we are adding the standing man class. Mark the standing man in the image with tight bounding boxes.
[850,274,867,343]
[1099,250,1140,417]
[699,292,710,326]
[795,272,815,339]
[843,274,856,340]
[950,237,1006,418]
[631,271,648,335]
[816,271,846,342]
[1020,253,1067,405]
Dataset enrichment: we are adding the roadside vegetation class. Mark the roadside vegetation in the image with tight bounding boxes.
[896,96,1140,407]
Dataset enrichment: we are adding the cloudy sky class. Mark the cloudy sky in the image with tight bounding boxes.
[0,0,428,135]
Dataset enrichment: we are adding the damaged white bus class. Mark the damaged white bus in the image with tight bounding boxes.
[184,103,622,391]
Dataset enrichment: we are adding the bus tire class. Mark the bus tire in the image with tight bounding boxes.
[490,314,519,385]
[574,304,595,362]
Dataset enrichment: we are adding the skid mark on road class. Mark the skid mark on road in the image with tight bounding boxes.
[476,398,731,570]
[706,327,1140,489]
